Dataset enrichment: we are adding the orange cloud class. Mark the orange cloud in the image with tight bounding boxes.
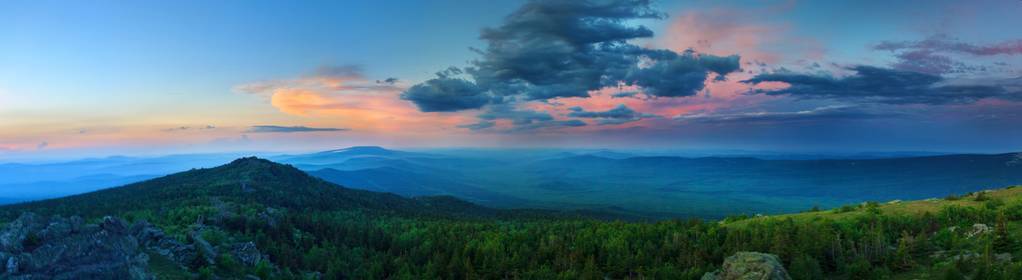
[240,71,473,135]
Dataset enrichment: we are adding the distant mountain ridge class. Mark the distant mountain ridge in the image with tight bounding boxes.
[3,147,1020,218]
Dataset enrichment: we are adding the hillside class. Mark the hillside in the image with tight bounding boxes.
[0,157,493,221]
[1,158,1021,279]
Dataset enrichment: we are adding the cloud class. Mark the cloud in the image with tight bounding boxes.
[610,91,639,98]
[675,105,889,124]
[400,78,490,112]
[234,64,399,95]
[887,49,962,75]
[743,65,1022,105]
[459,104,589,132]
[457,121,496,131]
[874,34,1022,75]
[567,104,658,125]
[245,125,348,133]
[876,34,1022,56]
[401,0,742,112]
[478,104,553,125]
[510,119,587,132]
[162,125,216,132]
[36,141,48,150]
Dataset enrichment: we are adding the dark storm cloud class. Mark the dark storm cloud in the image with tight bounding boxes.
[401,0,742,112]
[675,105,890,124]
[743,66,1022,105]
[400,78,491,112]
[245,125,348,133]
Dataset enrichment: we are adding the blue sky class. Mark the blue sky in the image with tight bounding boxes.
[1,0,1021,159]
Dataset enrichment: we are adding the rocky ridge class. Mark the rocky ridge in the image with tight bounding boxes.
[0,212,270,279]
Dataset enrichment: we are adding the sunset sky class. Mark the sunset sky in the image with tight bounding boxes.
[2,0,1021,159]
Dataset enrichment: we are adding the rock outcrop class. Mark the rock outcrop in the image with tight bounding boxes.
[0,213,152,279]
[1,211,276,279]
[702,252,792,280]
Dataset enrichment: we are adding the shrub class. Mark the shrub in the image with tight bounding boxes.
[974,192,990,202]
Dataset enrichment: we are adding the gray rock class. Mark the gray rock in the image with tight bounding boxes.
[702,252,792,280]
[229,242,265,267]
[100,216,128,234]
[0,212,153,279]
[995,253,1013,263]
[41,217,73,241]
[1,212,43,253]
[7,255,19,274]
[189,230,217,265]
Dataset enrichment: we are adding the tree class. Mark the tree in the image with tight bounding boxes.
[788,254,824,280]
[993,212,1015,254]
[891,231,916,271]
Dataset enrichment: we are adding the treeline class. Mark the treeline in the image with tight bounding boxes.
[172,195,1022,279]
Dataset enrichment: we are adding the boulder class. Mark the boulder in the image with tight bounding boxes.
[702,252,792,280]
[966,223,991,238]
[0,212,43,253]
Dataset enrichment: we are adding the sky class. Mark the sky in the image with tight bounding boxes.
[2,0,1021,159]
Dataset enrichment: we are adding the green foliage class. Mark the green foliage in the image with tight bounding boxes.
[975,192,991,202]
[833,204,858,213]
[942,264,965,280]
[788,254,823,280]
[993,212,1016,254]
[255,260,273,280]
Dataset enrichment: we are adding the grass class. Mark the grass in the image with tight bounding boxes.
[725,185,1022,228]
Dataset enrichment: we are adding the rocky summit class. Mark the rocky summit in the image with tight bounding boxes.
[702,252,792,280]
[0,212,269,279]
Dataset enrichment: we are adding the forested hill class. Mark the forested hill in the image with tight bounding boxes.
[0,157,502,221]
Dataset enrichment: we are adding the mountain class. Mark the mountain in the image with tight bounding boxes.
[0,157,498,222]
[271,146,431,167]
[304,150,1022,219]
[307,167,527,207]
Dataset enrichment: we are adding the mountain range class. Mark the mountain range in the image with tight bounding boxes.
[3,147,1021,219]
